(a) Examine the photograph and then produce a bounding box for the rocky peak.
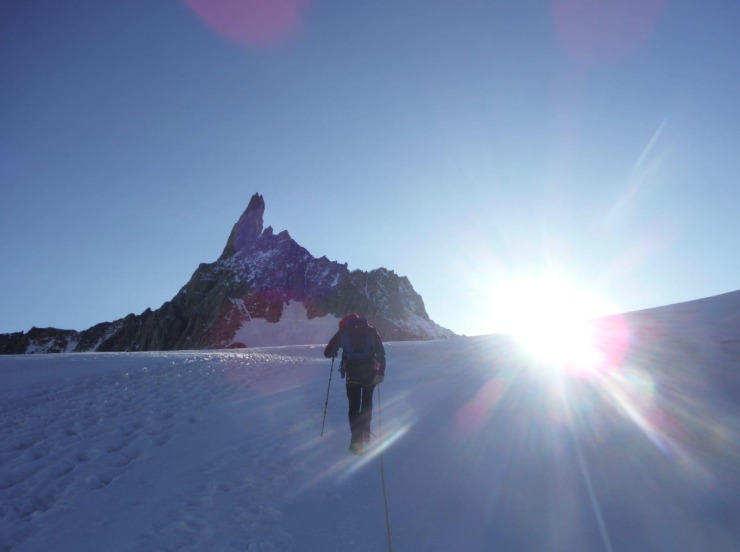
[220,193,265,259]
[0,191,455,354]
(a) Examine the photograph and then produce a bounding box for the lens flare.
[184,0,310,47]
[454,378,510,437]
[552,0,667,64]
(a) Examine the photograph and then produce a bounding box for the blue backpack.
[340,317,374,362]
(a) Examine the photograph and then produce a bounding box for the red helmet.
[338,312,360,330]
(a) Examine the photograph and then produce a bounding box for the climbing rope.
[377,383,393,551]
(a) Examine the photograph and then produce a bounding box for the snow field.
[0,350,324,551]
[1,323,739,551]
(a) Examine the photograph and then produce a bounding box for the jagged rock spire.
[221,193,265,258]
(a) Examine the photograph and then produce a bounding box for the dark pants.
[346,383,375,444]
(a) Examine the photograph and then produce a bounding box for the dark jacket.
[324,321,386,385]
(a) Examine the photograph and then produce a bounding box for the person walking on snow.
[324,313,386,454]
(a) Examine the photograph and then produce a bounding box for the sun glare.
[490,274,614,374]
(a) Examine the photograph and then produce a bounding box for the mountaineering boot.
[348,442,363,455]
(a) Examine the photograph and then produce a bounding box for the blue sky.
[1,0,739,337]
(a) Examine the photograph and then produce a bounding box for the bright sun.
[490,274,614,373]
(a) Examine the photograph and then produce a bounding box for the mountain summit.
[221,192,266,258]
[0,194,454,354]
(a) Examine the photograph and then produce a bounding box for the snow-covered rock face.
[0,193,454,354]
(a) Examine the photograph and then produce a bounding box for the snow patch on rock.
[230,301,339,347]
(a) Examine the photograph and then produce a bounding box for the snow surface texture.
[1,306,739,550]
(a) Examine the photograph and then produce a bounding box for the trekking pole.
[377,383,393,551]
[320,356,335,437]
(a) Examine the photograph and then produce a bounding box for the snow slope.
[1,305,739,551]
